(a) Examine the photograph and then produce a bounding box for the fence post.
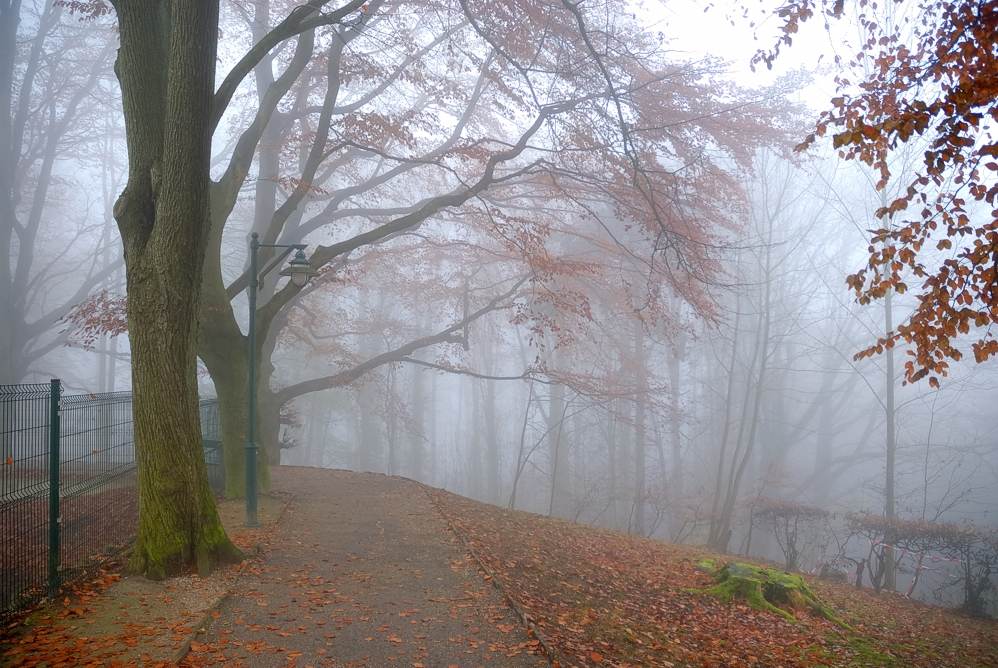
[47,378,61,597]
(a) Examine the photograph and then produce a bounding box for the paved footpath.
[184,466,547,667]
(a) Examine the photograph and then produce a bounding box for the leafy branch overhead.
[761,0,998,386]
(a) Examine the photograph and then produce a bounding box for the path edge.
[419,482,557,667]
[173,491,296,663]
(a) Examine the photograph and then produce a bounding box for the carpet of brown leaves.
[1,494,286,667]
[429,488,998,668]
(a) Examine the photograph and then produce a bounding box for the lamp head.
[280,248,315,288]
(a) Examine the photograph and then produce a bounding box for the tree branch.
[211,0,370,132]
[274,274,529,403]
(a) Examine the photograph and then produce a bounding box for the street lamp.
[280,248,313,289]
[245,232,315,526]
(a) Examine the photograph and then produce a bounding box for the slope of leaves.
[429,489,998,667]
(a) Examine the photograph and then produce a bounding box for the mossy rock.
[704,562,846,627]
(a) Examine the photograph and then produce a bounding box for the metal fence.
[200,398,224,495]
[1,381,222,617]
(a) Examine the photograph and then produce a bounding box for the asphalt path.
[185,466,548,667]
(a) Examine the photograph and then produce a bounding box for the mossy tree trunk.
[198,325,275,497]
[198,327,251,497]
[111,0,237,578]
[198,232,257,498]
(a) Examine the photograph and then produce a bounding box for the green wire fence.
[0,381,222,617]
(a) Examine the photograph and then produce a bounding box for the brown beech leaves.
[761,0,998,386]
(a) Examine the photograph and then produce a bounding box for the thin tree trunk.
[547,376,567,516]
[508,382,534,510]
[632,321,647,537]
[607,399,618,528]
[708,292,742,547]
[546,396,569,517]
[408,364,426,481]
[669,333,683,499]
[484,374,499,503]
[883,288,897,590]
[710,205,776,552]
[467,373,482,495]
[386,368,399,476]
[718,223,775,551]
[428,366,438,485]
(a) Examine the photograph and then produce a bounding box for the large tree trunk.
[198,164,257,498]
[259,385,282,467]
[195,0,309,497]
[197,277,274,497]
[112,0,237,578]
[198,315,251,497]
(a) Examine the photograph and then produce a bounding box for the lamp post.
[246,232,314,526]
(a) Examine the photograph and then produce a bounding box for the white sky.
[640,0,846,111]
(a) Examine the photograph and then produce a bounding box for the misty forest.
[1,0,996,665]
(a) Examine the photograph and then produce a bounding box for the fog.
[3,0,996,620]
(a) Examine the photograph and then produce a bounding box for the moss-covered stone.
[696,558,718,573]
[703,562,846,627]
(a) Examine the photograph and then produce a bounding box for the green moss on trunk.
[703,562,845,627]
[113,0,241,579]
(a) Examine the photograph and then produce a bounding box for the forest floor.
[428,487,998,668]
[2,466,997,667]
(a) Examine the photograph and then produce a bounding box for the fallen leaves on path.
[180,470,545,667]
[1,495,286,667]
[1,559,167,667]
